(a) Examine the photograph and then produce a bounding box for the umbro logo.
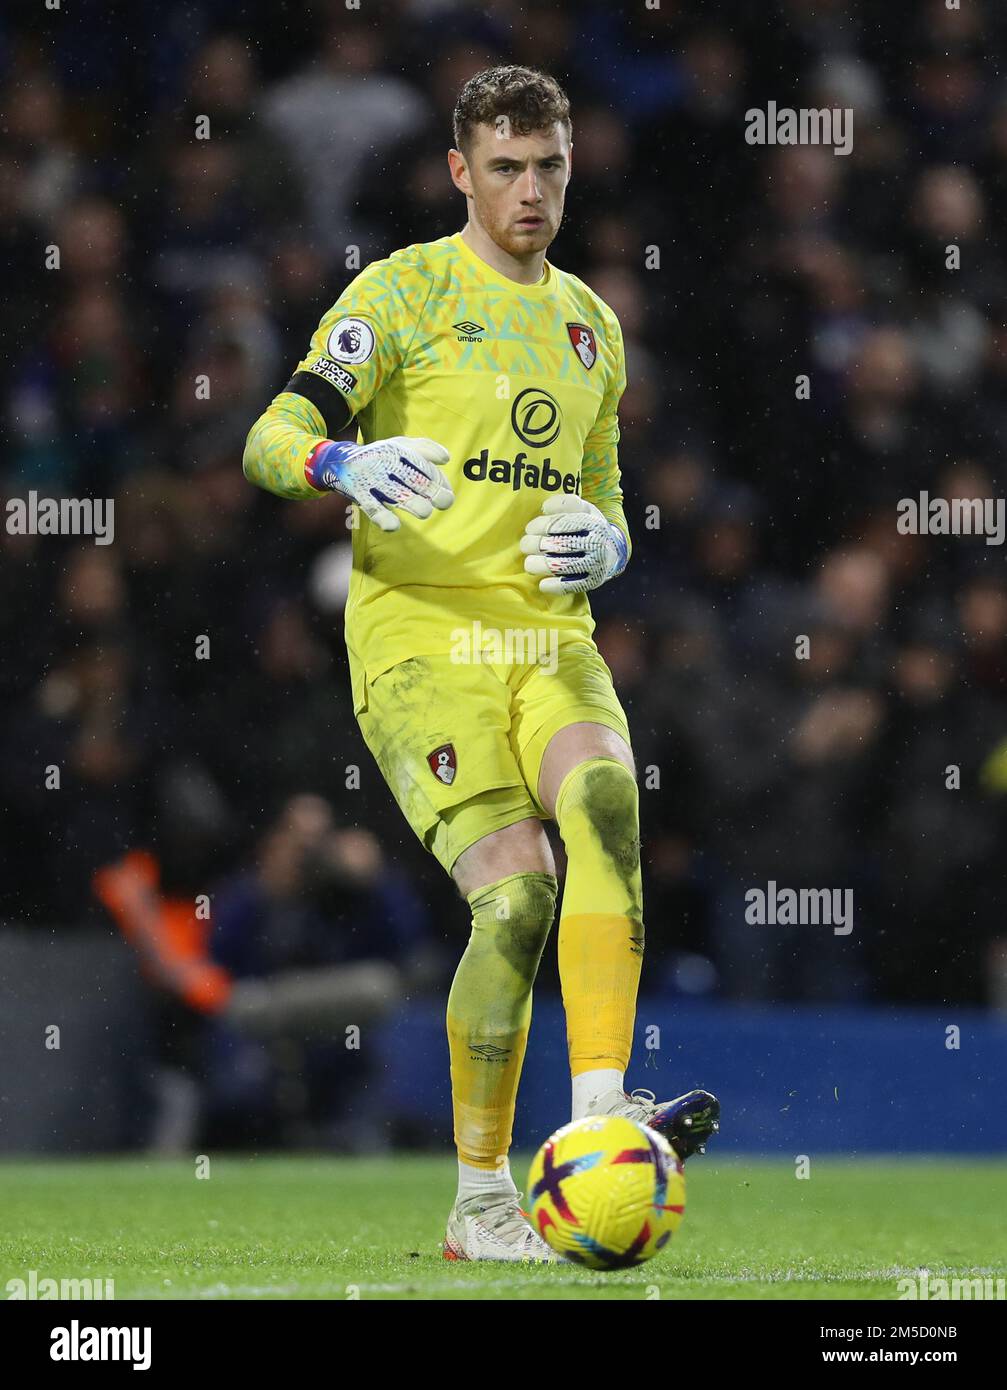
[468,1042,510,1062]
[454,320,485,341]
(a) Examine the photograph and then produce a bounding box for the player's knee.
[467,872,558,982]
[556,757,641,878]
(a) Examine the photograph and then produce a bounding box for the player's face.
[464,122,571,257]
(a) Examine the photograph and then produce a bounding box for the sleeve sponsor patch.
[325,317,376,364]
[305,356,358,395]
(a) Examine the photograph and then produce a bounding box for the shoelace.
[625,1087,659,1118]
[470,1191,543,1249]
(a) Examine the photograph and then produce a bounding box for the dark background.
[1,0,1005,1150]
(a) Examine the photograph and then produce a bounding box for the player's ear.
[448,147,470,196]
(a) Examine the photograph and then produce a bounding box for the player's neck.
[459,223,547,287]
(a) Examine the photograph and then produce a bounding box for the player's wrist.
[304,439,357,493]
[606,522,629,579]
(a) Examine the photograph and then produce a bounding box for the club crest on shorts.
[567,322,597,370]
[428,743,457,786]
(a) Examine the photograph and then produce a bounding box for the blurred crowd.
[2,0,1006,1035]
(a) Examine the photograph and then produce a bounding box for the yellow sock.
[555,758,644,1077]
[446,871,556,1168]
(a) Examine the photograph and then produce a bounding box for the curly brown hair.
[452,65,572,156]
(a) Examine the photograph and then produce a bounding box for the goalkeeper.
[244,64,719,1262]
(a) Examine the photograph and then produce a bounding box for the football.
[527,1115,686,1268]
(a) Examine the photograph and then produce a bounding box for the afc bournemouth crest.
[428,744,457,786]
[567,322,597,370]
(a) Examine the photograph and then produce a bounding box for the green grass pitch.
[1,1156,1004,1301]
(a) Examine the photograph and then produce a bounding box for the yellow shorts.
[354,641,630,873]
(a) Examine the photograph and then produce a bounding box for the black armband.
[283,367,355,437]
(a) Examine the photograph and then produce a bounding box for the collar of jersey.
[451,231,554,297]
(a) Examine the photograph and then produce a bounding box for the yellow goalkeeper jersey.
[243,231,629,710]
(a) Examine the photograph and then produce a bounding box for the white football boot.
[443,1190,562,1262]
[585,1087,721,1161]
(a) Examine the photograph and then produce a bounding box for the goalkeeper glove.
[305,435,454,532]
[520,495,629,594]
